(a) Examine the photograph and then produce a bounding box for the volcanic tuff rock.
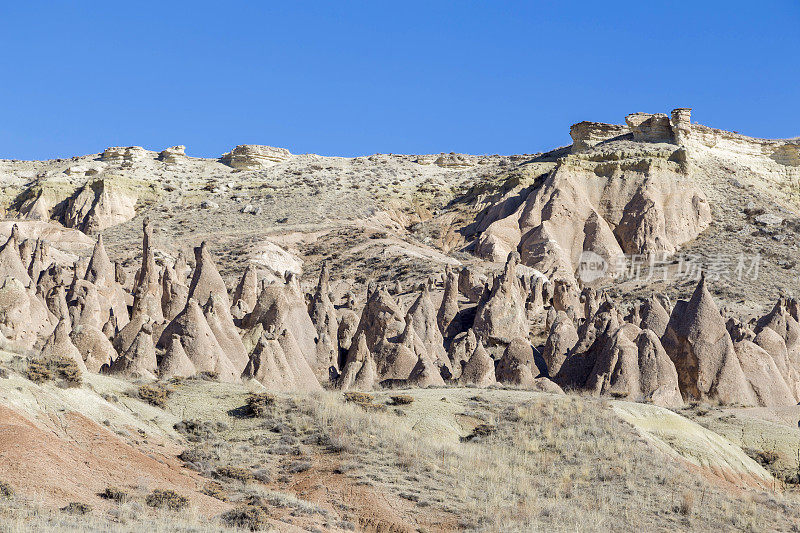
[220,145,292,169]
[158,145,186,165]
[661,277,756,405]
[475,140,711,285]
[0,107,799,413]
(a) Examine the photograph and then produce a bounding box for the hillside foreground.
[1,348,800,532]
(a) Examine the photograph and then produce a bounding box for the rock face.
[339,331,378,391]
[158,145,186,165]
[101,146,150,163]
[308,263,339,375]
[625,113,674,143]
[203,294,249,374]
[345,288,409,381]
[585,324,682,407]
[496,338,537,386]
[232,264,258,316]
[661,277,756,405]
[406,284,449,372]
[542,311,578,377]
[474,110,712,285]
[437,267,460,339]
[434,154,473,169]
[110,325,157,379]
[0,277,52,349]
[473,252,528,346]
[40,318,87,373]
[570,122,630,153]
[63,180,137,235]
[458,342,496,387]
[243,278,320,374]
[188,242,231,309]
[159,335,196,379]
[157,298,240,382]
[4,110,800,412]
[221,145,292,169]
[242,329,322,392]
[70,324,116,373]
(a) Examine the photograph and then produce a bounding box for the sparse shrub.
[252,468,271,483]
[26,358,53,384]
[174,419,217,442]
[461,423,497,442]
[678,491,694,515]
[744,448,780,467]
[179,445,220,474]
[61,502,92,515]
[344,392,386,411]
[214,466,254,483]
[136,383,171,408]
[101,393,119,403]
[199,371,219,381]
[145,489,189,511]
[285,460,312,474]
[221,505,269,531]
[98,487,128,503]
[26,356,82,387]
[246,392,275,417]
[0,480,14,500]
[343,391,373,405]
[202,482,229,501]
[389,395,414,406]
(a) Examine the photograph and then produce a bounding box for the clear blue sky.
[1,1,798,160]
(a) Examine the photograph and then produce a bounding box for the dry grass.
[220,505,269,531]
[295,390,800,531]
[145,489,189,512]
[244,392,275,417]
[135,383,172,408]
[7,377,800,532]
[25,356,82,387]
[0,498,230,532]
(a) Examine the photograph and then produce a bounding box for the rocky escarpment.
[471,108,800,287]
[220,145,292,169]
[474,139,710,285]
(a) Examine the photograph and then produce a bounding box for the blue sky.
[0,1,798,160]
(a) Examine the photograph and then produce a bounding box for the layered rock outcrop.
[221,145,292,169]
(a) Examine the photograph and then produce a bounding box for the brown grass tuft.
[136,383,172,408]
[246,392,276,417]
[145,489,189,511]
[26,356,82,387]
[220,505,269,531]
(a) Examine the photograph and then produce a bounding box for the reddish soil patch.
[0,406,227,515]
[270,454,459,533]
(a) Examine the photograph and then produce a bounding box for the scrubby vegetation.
[60,502,92,515]
[220,505,269,531]
[135,382,172,408]
[98,487,128,503]
[145,489,189,511]
[25,356,81,387]
[0,481,13,500]
[245,392,275,417]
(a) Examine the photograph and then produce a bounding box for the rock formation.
[661,277,756,405]
[157,298,239,382]
[473,252,528,346]
[242,328,322,392]
[221,145,292,169]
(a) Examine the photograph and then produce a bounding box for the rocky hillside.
[1,108,800,530]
